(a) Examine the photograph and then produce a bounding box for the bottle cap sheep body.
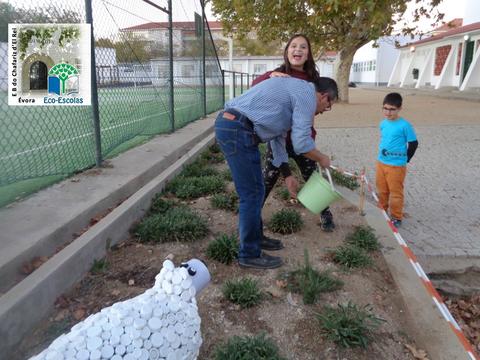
[30,259,210,360]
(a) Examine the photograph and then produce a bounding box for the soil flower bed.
[18,146,424,360]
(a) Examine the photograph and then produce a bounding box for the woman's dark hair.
[275,34,320,82]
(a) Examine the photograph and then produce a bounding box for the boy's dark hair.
[276,34,320,82]
[383,92,402,107]
[313,77,339,101]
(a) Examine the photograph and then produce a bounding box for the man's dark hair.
[313,77,338,101]
[383,92,402,107]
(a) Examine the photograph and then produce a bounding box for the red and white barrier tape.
[330,165,478,360]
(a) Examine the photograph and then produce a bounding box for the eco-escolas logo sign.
[8,23,91,106]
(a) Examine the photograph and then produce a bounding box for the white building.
[349,36,409,86]
[388,20,480,91]
[388,0,480,91]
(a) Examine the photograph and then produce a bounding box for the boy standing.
[376,93,418,227]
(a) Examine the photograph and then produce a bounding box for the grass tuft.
[206,233,239,265]
[223,277,262,308]
[210,191,238,212]
[166,175,225,199]
[91,258,108,274]
[331,245,372,269]
[268,208,303,234]
[285,250,343,304]
[275,187,290,201]
[180,161,218,178]
[200,145,225,163]
[149,194,176,214]
[330,168,360,190]
[345,225,380,252]
[133,206,208,243]
[220,169,233,181]
[212,333,286,360]
[317,301,385,348]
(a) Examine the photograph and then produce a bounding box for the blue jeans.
[215,111,264,259]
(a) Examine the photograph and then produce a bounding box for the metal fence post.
[85,0,102,167]
[240,73,243,94]
[233,72,236,98]
[247,73,250,89]
[221,69,225,105]
[168,0,175,131]
[201,0,207,117]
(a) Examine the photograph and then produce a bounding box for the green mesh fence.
[0,0,225,206]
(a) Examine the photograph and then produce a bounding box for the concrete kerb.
[338,186,472,360]
[0,124,216,357]
[0,116,216,293]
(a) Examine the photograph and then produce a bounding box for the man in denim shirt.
[215,76,338,269]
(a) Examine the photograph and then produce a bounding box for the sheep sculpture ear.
[180,259,211,294]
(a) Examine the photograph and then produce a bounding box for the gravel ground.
[315,88,480,273]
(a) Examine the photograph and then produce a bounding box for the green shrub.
[285,250,343,304]
[149,194,176,214]
[330,168,359,190]
[268,209,303,234]
[208,142,222,154]
[212,333,286,360]
[166,175,225,199]
[332,245,372,269]
[317,302,384,348]
[133,206,208,243]
[221,169,233,181]
[206,233,239,264]
[91,258,108,274]
[223,277,262,308]
[200,146,225,163]
[275,187,290,201]
[345,225,380,252]
[180,161,218,178]
[210,192,238,212]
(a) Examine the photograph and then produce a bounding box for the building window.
[182,64,195,77]
[254,63,267,74]
[456,43,463,75]
[434,45,452,76]
[30,61,48,90]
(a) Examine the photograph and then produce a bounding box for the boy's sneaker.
[320,209,335,232]
[260,236,284,251]
[391,218,402,228]
[238,252,283,269]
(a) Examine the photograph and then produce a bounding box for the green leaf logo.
[49,63,79,94]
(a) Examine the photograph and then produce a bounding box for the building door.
[462,40,474,81]
[30,61,48,90]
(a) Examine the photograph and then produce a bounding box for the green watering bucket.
[297,169,342,214]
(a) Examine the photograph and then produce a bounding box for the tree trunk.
[334,48,356,103]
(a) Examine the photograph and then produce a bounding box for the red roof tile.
[402,21,480,48]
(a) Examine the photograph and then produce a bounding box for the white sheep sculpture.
[30,259,211,360]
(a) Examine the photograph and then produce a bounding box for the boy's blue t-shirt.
[378,117,417,166]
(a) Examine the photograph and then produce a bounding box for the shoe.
[238,252,283,269]
[320,209,336,232]
[260,236,284,251]
[391,218,402,228]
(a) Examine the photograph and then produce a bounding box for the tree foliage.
[0,3,81,42]
[210,0,443,102]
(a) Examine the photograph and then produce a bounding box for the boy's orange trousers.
[375,161,406,220]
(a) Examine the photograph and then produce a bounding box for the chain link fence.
[0,0,225,206]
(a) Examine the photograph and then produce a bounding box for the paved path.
[315,88,480,272]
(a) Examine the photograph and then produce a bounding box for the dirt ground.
[317,87,480,128]
[17,158,426,360]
